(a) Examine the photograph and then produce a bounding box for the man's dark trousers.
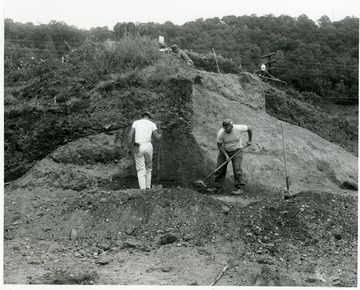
[214,149,244,189]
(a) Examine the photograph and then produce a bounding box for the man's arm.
[127,127,135,149]
[152,130,162,141]
[217,142,230,162]
[180,50,192,62]
[246,126,252,146]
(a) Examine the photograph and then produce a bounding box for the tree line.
[4,14,359,104]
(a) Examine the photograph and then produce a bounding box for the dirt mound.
[4,183,357,286]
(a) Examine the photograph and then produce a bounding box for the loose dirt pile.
[4,184,357,286]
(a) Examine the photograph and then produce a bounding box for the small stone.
[79,250,87,256]
[183,234,192,241]
[222,205,230,214]
[69,229,77,240]
[114,240,124,248]
[141,245,152,252]
[124,238,141,248]
[97,242,110,250]
[126,226,136,235]
[161,266,172,272]
[158,233,178,246]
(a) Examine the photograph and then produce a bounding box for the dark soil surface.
[4,183,357,286]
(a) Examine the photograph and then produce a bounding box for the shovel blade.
[193,180,207,189]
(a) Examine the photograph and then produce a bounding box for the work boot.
[231,188,244,195]
[206,187,221,194]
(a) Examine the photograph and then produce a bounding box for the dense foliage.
[5,14,359,103]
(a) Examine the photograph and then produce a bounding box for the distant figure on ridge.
[171,44,194,66]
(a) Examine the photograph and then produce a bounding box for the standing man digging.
[207,119,252,195]
[126,112,162,190]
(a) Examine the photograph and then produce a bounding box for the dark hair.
[141,112,151,118]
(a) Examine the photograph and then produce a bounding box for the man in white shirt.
[207,118,252,195]
[126,112,162,189]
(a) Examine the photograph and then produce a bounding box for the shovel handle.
[204,144,249,183]
[157,123,161,183]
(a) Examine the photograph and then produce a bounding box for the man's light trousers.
[134,142,153,189]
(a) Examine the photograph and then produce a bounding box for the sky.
[2,0,360,30]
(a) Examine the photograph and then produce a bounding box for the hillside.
[3,54,358,286]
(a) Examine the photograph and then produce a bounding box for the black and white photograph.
[2,0,359,288]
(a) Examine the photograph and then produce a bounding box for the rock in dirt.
[97,242,111,250]
[183,233,193,241]
[96,256,113,265]
[161,266,172,272]
[141,245,152,252]
[340,181,358,191]
[221,205,230,214]
[114,240,124,248]
[124,238,142,248]
[69,229,77,240]
[158,233,178,246]
[125,225,136,235]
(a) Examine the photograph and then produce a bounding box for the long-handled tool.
[193,144,250,189]
[157,123,161,184]
[211,265,229,286]
[281,122,290,194]
[153,122,163,188]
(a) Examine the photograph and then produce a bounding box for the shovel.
[193,144,250,189]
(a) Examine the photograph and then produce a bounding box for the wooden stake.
[157,123,161,184]
[211,265,229,286]
[212,48,221,74]
[281,122,290,194]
